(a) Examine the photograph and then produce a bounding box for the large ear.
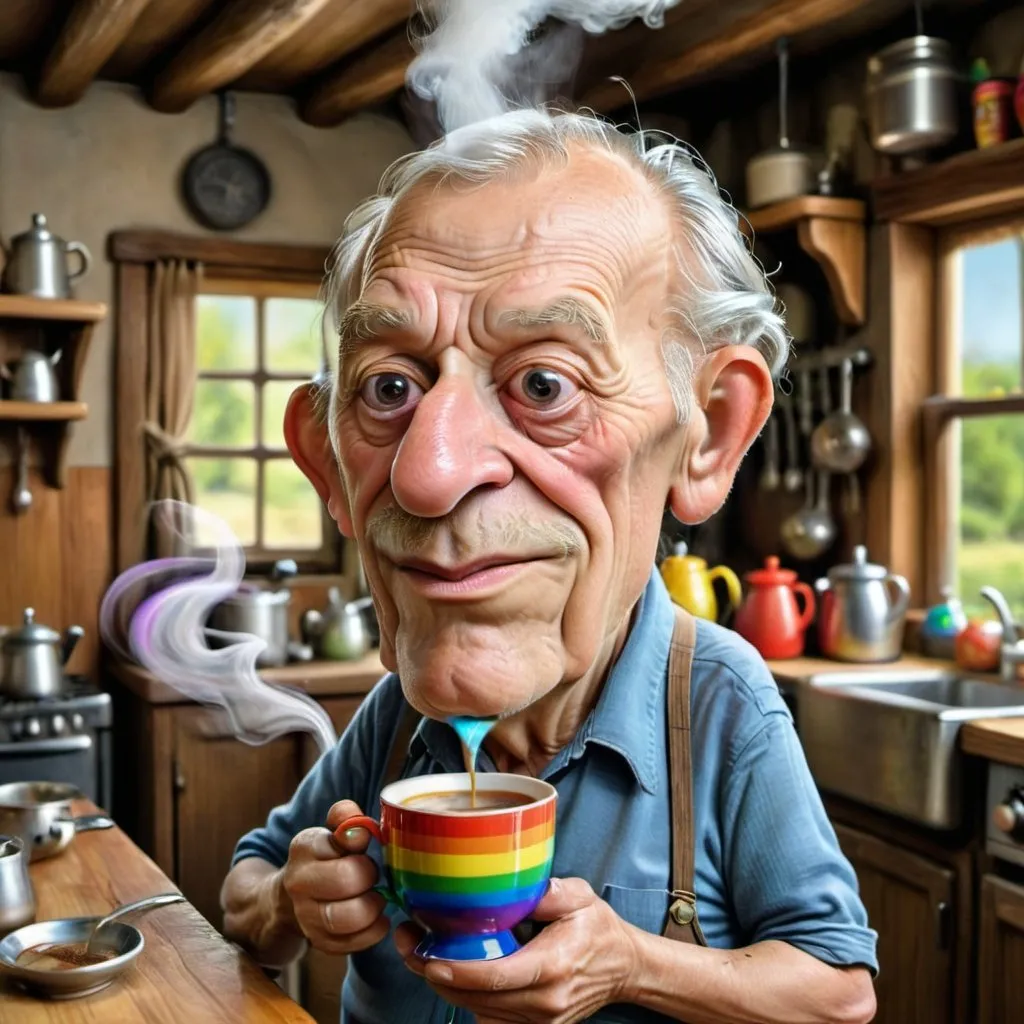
[283,382,353,537]
[667,345,774,524]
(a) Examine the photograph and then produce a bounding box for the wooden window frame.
[868,142,1024,607]
[110,231,335,574]
[190,275,336,572]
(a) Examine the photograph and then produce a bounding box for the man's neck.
[482,607,636,777]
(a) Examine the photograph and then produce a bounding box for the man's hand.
[395,877,639,1024]
[281,799,390,956]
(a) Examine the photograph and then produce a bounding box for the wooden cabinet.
[978,874,1024,1024]
[834,823,957,1024]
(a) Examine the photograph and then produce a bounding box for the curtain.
[142,259,203,557]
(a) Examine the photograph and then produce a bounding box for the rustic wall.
[0,73,415,467]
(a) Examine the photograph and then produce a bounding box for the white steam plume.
[407,0,683,132]
[100,501,337,756]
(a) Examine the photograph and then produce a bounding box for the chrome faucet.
[980,587,1024,683]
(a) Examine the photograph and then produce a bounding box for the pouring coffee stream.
[447,716,499,808]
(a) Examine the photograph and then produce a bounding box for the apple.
[955,619,1004,673]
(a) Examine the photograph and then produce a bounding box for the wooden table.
[0,800,313,1023]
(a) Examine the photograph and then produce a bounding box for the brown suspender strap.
[383,700,421,787]
[662,606,707,946]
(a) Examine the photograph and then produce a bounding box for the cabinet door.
[834,823,955,1024]
[978,875,1024,1024]
[173,705,303,929]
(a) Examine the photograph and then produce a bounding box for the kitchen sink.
[797,669,1024,830]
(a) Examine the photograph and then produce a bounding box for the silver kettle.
[0,609,84,700]
[2,214,91,300]
[301,589,372,661]
[815,546,911,663]
[0,348,62,402]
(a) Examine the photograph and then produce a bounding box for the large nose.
[390,375,513,518]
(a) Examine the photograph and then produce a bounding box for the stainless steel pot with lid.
[866,35,959,155]
[815,546,912,662]
[0,609,84,699]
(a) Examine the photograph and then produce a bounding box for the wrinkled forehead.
[364,147,676,309]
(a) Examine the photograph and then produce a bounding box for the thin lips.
[394,556,531,582]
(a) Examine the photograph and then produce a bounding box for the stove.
[0,677,112,809]
[985,761,1024,868]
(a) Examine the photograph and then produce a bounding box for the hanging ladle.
[811,358,871,474]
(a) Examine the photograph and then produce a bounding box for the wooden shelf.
[743,196,867,326]
[873,139,1024,227]
[0,400,88,421]
[0,294,107,323]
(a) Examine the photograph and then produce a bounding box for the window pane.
[189,380,255,447]
[265,297,324,374]
[189,457,257,547]
[261,380,300,450]
[955,235,1023,397]
[956,415,1024,618]
[263,459,324,550]
[197,295,256,371]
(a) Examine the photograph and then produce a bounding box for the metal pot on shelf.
[0,348,62,402]
[206,559,312,667]
[301,588,374,661]
[746,37,822,208]
[0,609,84,700]
[865,35,959,155]
[815,546,912,662]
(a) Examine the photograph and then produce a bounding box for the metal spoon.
[781,471,837,560]
[778,393,803,492]
[86,892,185,953]
[811,358,871,473]
[759,413,780,491]
[10,428,31,514]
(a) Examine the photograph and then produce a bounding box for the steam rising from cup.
[406,0,682,133]
[100,500,338,756]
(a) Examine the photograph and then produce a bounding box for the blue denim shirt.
[234,571,878,1023]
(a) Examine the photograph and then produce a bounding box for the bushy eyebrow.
[499,297,608,345]
[337,301,413,359]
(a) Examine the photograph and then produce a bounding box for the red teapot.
[734,556,816,660]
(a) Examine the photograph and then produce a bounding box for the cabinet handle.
[173,759,186,794]
[935,900,952,951]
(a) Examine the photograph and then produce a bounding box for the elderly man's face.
[288,148,770,719]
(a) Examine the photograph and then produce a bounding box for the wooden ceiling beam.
[149,0,334,113]
[239,0,412,92]
[582,0,874,110]
[300,30,414,126]
[35,0,154,107]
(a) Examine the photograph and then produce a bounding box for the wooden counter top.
[109,651,386,704]
[766,652,948,686]
[1,800,313,1023]
[961,718,1024,768]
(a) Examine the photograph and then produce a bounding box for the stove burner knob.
[8,719,24,739]
[993,790,1024,840]
[24,717,42,739]
[70,713,85,731]
[50,714,67,736]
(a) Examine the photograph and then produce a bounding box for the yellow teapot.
[660,542,742,622]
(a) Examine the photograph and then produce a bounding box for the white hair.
[319,108,788,438]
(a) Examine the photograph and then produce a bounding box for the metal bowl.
[0,917,143,999]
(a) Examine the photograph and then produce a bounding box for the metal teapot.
[0,348,62,402]
[815,546,911,662]
[301,588,372,661]
[0,609,84,700]
[2,214,91,300]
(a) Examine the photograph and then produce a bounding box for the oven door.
[0,735,99,802]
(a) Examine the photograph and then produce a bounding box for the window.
[928,218,1024,616]
[186,279,338,570]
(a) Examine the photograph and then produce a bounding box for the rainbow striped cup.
[335,772,557,962]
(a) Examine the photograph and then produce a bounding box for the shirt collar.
[409,569,674,795]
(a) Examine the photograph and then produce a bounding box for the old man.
[221,109,878,1024]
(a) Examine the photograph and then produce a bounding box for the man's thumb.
[530,876,597,921]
